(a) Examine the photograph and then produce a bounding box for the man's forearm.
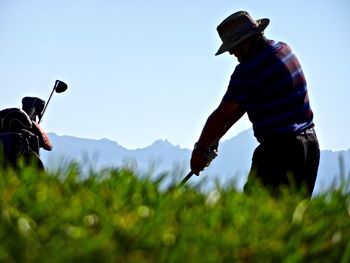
[196,109,229,149]
[196,102,245,149]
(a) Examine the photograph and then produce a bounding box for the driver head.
[55,80,68,93]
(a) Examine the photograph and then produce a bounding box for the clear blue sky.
[1,0,349,150]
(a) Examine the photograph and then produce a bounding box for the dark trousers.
[244,129,320,196]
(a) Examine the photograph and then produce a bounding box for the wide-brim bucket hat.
[215,11,270,56]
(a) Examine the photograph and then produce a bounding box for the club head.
[54,80,68,93]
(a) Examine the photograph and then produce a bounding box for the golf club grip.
[180,171,195,186]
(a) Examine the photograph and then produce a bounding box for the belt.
[258,127,316,143]
[297,127,316,136]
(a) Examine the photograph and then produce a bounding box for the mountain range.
[41,129,350,194]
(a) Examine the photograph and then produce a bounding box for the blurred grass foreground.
[0,162,349,263]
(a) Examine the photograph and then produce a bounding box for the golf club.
[180,171,195,186]
[38,80,68,123]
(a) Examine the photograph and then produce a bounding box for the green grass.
[0,163,349,263]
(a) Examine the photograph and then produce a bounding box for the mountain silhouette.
[41,129,349,194]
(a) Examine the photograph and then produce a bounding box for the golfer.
[190,11,320,195]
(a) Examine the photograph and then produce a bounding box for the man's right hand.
[190,149,208,175]
[190,142,218,175]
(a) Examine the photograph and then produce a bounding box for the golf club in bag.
[0,80,68,169]
[39,80,68,123]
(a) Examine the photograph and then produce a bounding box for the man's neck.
[238,36,267,62]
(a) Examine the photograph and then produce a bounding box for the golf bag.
[0,97,52,169]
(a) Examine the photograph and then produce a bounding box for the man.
[190,11,320,196]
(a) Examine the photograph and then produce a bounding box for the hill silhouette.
[41,129,350,194]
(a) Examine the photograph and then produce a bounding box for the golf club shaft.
[38,82,57,123]
[180,171,195,186]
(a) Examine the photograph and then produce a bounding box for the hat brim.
[215,18,270,56]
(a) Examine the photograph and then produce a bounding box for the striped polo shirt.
[223,39,314,142]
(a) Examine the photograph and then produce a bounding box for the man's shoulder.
[266,39,291,53]
[266,38,287,46]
